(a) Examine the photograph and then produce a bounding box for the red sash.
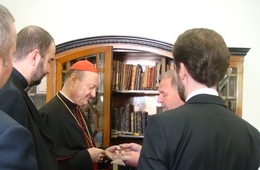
[74,107,98,170]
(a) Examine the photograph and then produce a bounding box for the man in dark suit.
[138,28,260,170]
[0,25,57,170]
[108,69,185,167]
[0,4,37,169]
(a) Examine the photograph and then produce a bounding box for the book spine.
[130,65,137,90]
[142,111,148,134]
[134,111,142,135]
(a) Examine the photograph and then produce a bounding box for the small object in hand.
[99,157,103,162]
[111,159,125,166]
[110,147,126,166]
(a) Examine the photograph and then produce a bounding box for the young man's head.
[173,28,230,101]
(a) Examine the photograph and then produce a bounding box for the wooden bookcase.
[45,36,249,148]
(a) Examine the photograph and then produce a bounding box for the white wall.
[1,0,260,131]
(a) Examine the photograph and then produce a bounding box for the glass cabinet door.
[218,67,237,113]
[85,53,105,147]
[218,56,244,117]
[49,46,113,147]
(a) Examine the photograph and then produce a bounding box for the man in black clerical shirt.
[0,25,57,170]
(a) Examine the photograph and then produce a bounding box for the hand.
[121,149,140,167]
[120,143,142,152]
[108,145,126,166]
[119,143,142,167]
[105,145,121,160]
[88,147,106,163]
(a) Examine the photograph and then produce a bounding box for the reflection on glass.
[229,67,237,75]
[99,53,104,69]
[229,77,237,97]
[98,72,104,91]
[84,54,105,147]
[27,86,46,109]
[87,54,97,66]
[218,74,228,97]
[227,100,236,113]
[218,69,237,113]
[97,95,104,129]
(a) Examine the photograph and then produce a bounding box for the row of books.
[111,104,149,137]
[112,60,162,91]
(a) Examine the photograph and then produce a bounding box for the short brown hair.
[173,28,230,87]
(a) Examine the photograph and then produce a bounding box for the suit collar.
[186,94,227,109]
[186,88,218,102]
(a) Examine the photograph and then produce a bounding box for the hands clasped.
[105,143,141,167]
[88,142,141,167]
[105,145,126,166]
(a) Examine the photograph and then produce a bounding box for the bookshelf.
[45,36,249,149]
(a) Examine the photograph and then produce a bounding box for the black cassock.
[39,92,111,170]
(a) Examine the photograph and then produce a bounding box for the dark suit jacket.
[0,110,37,170]
[138,94,260,170]
[0,68,57,170]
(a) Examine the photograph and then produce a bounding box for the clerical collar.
[186,88,218,102]
[11,68,28,89]
[57,91,78,109]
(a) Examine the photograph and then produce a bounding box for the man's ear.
[179,63,187,80]
[29,49,41,66]
[69,73,78,87]
[179,63,194,87]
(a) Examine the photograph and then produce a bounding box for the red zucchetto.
[70,60,98,73]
